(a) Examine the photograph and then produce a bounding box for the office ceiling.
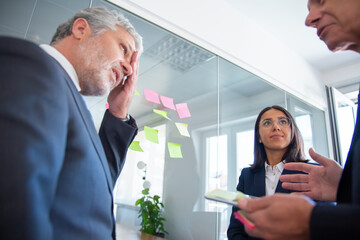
[225,0,360,71]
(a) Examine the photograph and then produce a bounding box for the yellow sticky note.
[153,109,171,120]
[144,126,159,144]
[205,189,249,202]
[168,142,183,158]
[175,122,190,137]
[129,141,144,152]
[134,90,140,96]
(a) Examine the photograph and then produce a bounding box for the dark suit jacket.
[310,91,360,240]
[227,166,304,240]
[0,37,137,240]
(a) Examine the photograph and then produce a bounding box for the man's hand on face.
[238,194,314,240]
[107,51,139,119]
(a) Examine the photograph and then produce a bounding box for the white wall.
[108,0,327,110]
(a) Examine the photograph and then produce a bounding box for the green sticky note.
[129,141,144,152]
[144,126,159,144]
[168,142,183,158]
[175,122,190,137]
[134,90,140,96]
[153,109,171,120]
[206,189,248,201]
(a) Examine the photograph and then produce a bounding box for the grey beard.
[78,70,111,96]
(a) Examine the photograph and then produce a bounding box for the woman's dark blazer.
[227,166,304,240]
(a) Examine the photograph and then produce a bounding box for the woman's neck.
[265,149,286,167]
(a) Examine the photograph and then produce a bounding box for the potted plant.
[135,188,167,237]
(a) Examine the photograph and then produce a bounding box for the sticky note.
[160,96,176,110]
[144,89,160,104]
[105,103,109,109]
[176,103,191,119]
[153,109,171,120]
[134,90,140,96]
[168,142,183,158]
[234,210,255,229]
[129,141,144,152]
[175,122,190,137]
[206,189,247,202]
[144,126,159,144]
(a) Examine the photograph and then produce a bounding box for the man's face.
[305,0,360,52]
[76,26,136,96]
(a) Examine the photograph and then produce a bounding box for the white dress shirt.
[40,44,81,91]
[265,160,285,196]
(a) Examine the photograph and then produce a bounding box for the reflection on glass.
[337,105,355,165]
[115,124,166,205]
[295,115,313,160]
[236,130,255,174]
[331,87,356,165]
[87,2,329,239]
[206,134,228,194]
[287,93,329,161]
[205,135,229,239]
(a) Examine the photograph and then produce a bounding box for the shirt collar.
[40,44,81,92]
[265,160,285,172]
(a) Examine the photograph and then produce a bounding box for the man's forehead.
[115,25,136,51]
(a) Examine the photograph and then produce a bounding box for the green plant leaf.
[136,188,167,236]
[142,188,150,195]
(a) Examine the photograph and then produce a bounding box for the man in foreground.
[238,0,360,239]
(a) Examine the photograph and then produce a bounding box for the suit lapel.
[254,168,266,197]
[275,169,292,193]
[60,68,114,192]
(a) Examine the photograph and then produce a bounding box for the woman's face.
[258,109,292,153]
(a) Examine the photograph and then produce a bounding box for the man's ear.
[72,18,92,40]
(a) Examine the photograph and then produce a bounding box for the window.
[114,124,166,206]
[205,134,229,239]
[236,130,255,176]
[295,114,313,160]
[336,105,356,165]
[205,135,228,197]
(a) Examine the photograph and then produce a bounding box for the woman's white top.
[265,160,285,196]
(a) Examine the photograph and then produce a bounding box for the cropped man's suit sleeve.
[0,37,70,239]
[310,92,360,240]
[99,111,138,185]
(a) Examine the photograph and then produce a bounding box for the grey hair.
[50,6,143,54]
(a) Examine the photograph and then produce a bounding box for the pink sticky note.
[144,89,160,104]
[234,211,255,229]
[160,96,176,110]
[105,103,109,109]
[176,103,191,119]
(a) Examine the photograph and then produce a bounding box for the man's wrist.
[118,114,130,122]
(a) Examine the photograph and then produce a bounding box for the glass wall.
[0,0,330,239]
